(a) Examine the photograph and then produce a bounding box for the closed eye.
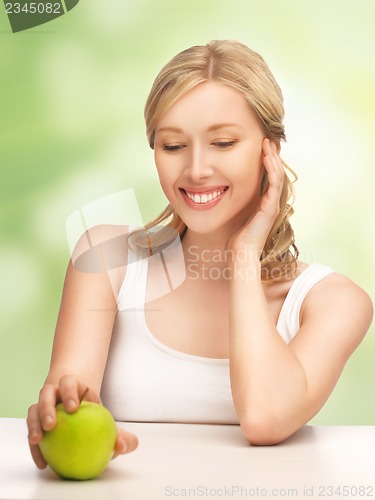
[162,144,185,152]
[212,141,237,148]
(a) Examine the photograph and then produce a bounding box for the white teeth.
[185,188,225,204]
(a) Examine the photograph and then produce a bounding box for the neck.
[182,228,228,253]
[181,227,238,282]
[179,202,258,277]
[181,204,252,254]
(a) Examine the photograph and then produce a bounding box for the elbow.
[239,413,291,446]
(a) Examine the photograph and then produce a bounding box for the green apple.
[39,401,117,480]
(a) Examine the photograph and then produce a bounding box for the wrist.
[228,254,261,282]
[229,246,260,266]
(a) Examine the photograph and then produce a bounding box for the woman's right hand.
[27,374,138,469]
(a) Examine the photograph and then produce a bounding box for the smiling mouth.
[180,187,228,205]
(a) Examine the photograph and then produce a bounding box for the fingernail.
[121,441,128,454]
[37,459,47,470]
[29,430,39,442]
[43,415,53,428]
[67,399,77,411]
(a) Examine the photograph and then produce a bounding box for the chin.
[180,212,232,237]
[183,221,219,235]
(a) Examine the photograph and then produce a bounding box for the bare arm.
[229,260,373,444]
[27,227,138,467]
[45,258,117,390]
[228,139,373,444]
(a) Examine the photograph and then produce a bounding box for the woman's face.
[153,81,266,236]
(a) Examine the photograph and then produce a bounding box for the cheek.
[155,152,168,180]
[154,156,177,197]
[230,152,264,203]
[232,148,263,185]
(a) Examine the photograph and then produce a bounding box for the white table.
[1,418,374,500]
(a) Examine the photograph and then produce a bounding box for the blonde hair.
[131,40,299,282]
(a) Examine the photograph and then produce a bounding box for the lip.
[179,186,229,210]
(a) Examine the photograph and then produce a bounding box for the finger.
[269,140,285,176]
[263,141,284,190]
[27,404,48,469]
[59,375,98,413]
[59,375,102,413]
[27,404,44,445]
[112,427,139,459]
[264,140,281,172]
[262,139,277,175]
[57,374,81,412]
[121,428,139,453]
[29,443,48,470]
[260,144,285,220]
[263,156,282,196]
[38,385,58,431]
[262,136,272,155]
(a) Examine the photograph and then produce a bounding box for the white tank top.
[101,254,334,424]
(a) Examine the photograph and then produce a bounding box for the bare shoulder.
[300,270,373,349]
[71,224,129,273]
[67,224,130,301]
[302,271,373,318]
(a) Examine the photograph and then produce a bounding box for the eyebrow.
[156,123,242,134]
[156,126,184,134]
[208,123,242,132]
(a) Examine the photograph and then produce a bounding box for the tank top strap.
[116,227,149,311]
[276,263,335,343]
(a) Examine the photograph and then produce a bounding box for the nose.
[184,144,214,181]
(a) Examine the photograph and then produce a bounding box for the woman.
[27,40,373,468]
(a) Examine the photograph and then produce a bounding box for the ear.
[264,137,281,154]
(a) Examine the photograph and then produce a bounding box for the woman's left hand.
[227,138,285,260]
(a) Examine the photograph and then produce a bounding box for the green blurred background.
[1,0,374,423]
